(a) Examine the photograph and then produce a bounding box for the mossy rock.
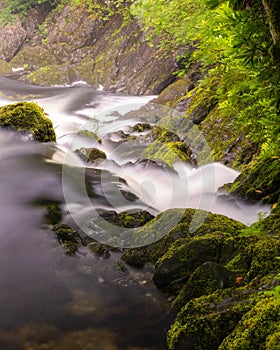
[266,324,280,350]
[52,224,81,256]
[229,156,280,204]
[23,64,78,86]
[153,233,225,292]
[76,147,106,163]
[167,289,255,350]
[173,262,236,310]
[121,248,146,268]
[246,236,280,280]
[97,209,154,229]
[87,242,111,258]
[10,46,56,71]
[143,209,245,266]
[219,298,280,350]
[0,59,13,74]
[130,122,152,133]
[199,106,258,168]
[151,77,191,109]
[143,140,191,167]
[42,200,61,225]
[0,102,56,142]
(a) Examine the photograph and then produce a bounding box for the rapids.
[0,76,270,349]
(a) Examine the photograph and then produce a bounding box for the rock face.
[0,2,177,94]
[0,19,26,62]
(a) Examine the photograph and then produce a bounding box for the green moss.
[76,147,106,163]
[24,64,77,86]
[43,201,61,225]
[143,140,190,167]
[173,262,236,310]
[153,77,193,108]
[0,59,13,74]
[153,233,225,292]
[77,129,102,143]
[121,248,146,268]
[11,46,56,71]
[219,298,280,350]
[167,289,254,350]
[0,102,56,142]
[87,242,110,258]
[246,236,280,280]
[52,224,81,256]
[229,156,280,204]
[266,324,280,350]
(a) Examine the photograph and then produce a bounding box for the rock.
[97,209,154,228]
[0,59,13,74]
[121,248,146,268]
[76,147,107,163]
[0,102,56,142]
[0,19,26,61]
[51,224,81,256]
[152,233,224,293]
[167,289,255,350]
[173,262,236,310]
[5,3,178,94]
[219,298,280,350]
[229,156,280,204]
[87,242,111,258]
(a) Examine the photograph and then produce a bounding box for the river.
[0,76,270,349]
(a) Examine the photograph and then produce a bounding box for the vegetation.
[132,0,280,158]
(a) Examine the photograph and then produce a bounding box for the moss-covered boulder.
[153,234,224,292]
[219,297,280,350]
[173,262,236,310]
[0,102,56,142]
[229,156,280,204]
[167,289,255,350]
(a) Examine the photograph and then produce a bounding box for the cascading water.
[0,76,270,349]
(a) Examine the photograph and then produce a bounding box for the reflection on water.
[0,131,168,349]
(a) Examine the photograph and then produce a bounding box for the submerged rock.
[0,102,56,142]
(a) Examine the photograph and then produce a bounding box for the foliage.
[0,0,68,24]
[132,0,280,157]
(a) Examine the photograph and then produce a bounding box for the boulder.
[0,102,56,142]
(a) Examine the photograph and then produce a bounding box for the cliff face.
[0,2,177,95]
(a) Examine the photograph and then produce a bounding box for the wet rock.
[87,242,111,258]
[153,234,224,293]
[0,102,56,142]
[121,249,146,268]
[76,147,107,163]
[167,289,255,350]
[173,262,236,310]
[97,209,154,228]
[52,224,81,256]
[228,156,280,204]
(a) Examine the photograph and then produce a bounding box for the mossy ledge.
[0,102,56,142]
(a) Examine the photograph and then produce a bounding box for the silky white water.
[0,76,270,349]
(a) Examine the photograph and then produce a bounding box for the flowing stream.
[0,76,270,349]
